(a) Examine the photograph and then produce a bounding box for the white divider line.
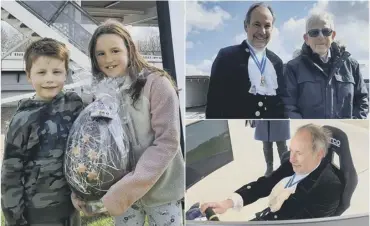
[1,79,91,104]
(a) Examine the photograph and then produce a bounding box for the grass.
[80,212,114,226]
[1,212,150,226]
[186,131,231,164]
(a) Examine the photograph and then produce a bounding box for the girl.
[72,20,185,225]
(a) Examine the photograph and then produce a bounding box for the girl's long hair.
[88,20,177,106]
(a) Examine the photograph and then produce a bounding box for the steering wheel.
[205,207,220,221]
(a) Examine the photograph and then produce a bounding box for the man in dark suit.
[201,124,342,220]
[205,2,285,119]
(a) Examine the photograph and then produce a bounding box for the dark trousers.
[262,141,288,164]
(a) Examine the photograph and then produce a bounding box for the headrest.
[322,125,352,168]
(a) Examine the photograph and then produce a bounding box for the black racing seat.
[280,125,357,216]
[322,125,357,216]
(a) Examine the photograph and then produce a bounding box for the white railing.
[1,52,162,61]
[1,52,25,59]
[1,52,162,71]
[1,52,163,104]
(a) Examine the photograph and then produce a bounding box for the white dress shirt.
[245,39,278,96]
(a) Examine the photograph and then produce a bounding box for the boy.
[1,38,83,226]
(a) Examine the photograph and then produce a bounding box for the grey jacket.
[1,92,83,225]
[283,42,368,119]
[252,120,290,142]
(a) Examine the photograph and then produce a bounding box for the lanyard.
[247,42,267,76]
[285,174,304,188]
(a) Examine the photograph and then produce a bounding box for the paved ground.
[1,107,16,134]
[186,106,206,120]
[0,107,17,165]
[185,119,369,221]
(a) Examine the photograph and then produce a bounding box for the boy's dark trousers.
[29,210,81,226]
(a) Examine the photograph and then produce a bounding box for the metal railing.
[17,1,99,55]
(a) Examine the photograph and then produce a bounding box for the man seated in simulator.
[201,124,343,220]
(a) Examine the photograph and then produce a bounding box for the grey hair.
[245,2,276,25]
[306,12,335,32]
[296,124,332,156]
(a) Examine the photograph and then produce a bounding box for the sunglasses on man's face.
[307,28,333,38]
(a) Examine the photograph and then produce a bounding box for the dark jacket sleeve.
[235,161,292,205]
[352,62,369,119]
[282,63,303,119]
[262,171,342,220]
[205,49,228,119]
[66,91,84,112]
[1,116,29,226]
[275,58,287,119]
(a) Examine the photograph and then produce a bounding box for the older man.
[283,12,368,119]
[201,124,342,220]
[205,2,285,119]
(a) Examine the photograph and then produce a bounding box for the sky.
[186,0,370,78]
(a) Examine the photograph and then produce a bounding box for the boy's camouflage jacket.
[1,92,83,225]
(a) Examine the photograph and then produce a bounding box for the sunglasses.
[307,28,333,38]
